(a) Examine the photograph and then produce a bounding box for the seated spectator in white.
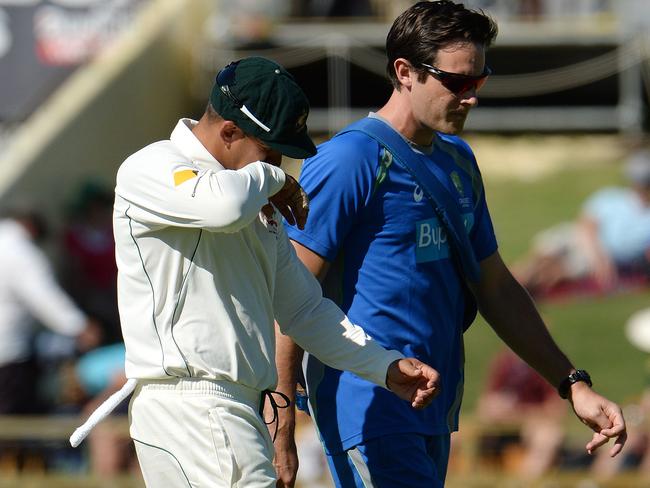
[513,149,650,296]
[0,209,101,414]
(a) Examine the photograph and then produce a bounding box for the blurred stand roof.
[0,0,146,124]
[199,0,650,134]
[0,0,649,222]
[0,0,208,224]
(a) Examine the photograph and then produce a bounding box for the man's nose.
[460,88,479,107]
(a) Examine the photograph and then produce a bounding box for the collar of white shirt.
[170,118,225,171]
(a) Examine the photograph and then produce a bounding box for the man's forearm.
[272,323,304,487]
[474,258,575,389]
[275,323,304,413]
[480,262,629,456]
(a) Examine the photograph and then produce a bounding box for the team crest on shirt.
[173,169,198,186]
[262,212,279,235]
[267,218,279,235]
[450,171,464,197]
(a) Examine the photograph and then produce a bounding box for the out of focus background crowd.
[1,1,650,487]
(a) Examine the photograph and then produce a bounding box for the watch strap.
[558,369,592,399]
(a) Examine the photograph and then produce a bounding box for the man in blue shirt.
[274,2,628,487]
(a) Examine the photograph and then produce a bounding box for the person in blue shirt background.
[514,148,650,296]
[273,2,628,487]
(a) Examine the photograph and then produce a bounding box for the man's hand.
[386,358,441,409]
[269,174,309,229]
[76,318,102,352]
[569,382,627,457]
[264,399,298,487]
[272,421,299,487]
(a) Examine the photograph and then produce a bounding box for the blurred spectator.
[513,150,650,297]
[61,182,120,344]
[592,308,650,479]
[208,0,290,49]
[477,347,567,478]
[0,208,101,414]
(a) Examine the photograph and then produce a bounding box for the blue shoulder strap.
[340,117,481,283]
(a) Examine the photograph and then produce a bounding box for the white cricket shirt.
[0,220,86,365]
[114,119,402,391]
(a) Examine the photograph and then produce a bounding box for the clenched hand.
[386,358,441,409]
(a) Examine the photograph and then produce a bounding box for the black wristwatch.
[558,369,592,399]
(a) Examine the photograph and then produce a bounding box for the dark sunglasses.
[420,63,492,96]
[215,61,271,132]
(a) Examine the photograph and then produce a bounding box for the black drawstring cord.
[259,389,291,442]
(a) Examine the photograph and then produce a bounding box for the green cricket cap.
[210,57,317,159]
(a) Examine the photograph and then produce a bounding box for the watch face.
[573,370,592,386]
[559,370,592,399]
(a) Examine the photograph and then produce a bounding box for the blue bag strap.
[340,117,481,283]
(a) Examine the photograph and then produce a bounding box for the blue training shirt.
[286,117,498,455]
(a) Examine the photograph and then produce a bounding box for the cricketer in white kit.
[112,57,441,487]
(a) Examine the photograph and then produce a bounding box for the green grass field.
[462,150,649,417]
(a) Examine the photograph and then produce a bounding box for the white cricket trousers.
[129,378,276,487]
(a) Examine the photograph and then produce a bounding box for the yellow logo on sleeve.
[173,169,198,186]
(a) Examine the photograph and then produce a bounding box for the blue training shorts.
[326,433,451,488]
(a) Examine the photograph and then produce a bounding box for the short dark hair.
[386,1,498,89]
[205,102,223,122]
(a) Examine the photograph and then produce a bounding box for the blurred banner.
[0,0,145,122]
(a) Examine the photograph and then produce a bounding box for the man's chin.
[438,122,465,135]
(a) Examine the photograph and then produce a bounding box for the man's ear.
[394,58,415,89]
[219,120,245,147]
